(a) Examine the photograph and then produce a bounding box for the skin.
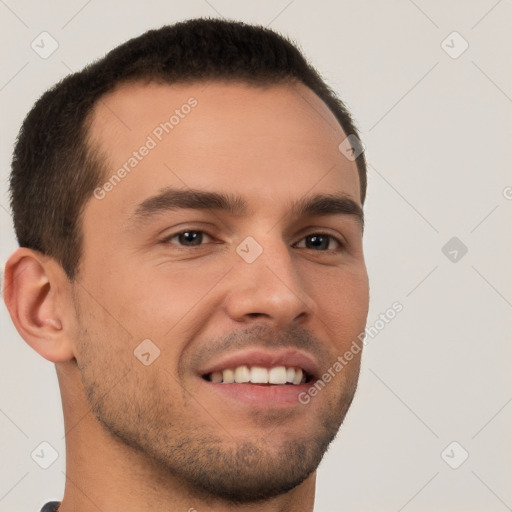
[3,81,369,512]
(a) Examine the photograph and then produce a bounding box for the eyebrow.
[132,188,248,219]
[132,187,364,228]
[288,193,364,228]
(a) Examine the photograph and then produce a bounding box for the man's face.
[72,81,369,502]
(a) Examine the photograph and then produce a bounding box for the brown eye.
[295,233,342,251]
[165,230,213,246]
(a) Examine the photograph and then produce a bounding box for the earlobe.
[3,248,75,362]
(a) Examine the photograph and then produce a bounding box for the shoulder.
[40,502,61,512]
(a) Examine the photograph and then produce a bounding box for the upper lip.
[198,348,320,379]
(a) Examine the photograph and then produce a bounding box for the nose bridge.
[224,232,315,325]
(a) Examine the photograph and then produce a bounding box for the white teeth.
[211,371,223,383]
[209,365,306,385]
[292,368,303,385]
[222,369,235,383]
[269,366,287,384]
[234,365,250,383]
[250,366,269,384]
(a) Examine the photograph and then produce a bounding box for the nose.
[223,237,316,328]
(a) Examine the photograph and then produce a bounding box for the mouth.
[202,365,313,385]
[197,349,319,408]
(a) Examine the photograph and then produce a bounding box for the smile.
[203,365,310,385]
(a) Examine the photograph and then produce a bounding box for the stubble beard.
[74,317,360,504]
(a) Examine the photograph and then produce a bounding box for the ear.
[3,247,75,362]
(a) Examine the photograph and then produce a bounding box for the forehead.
[85,80,361,224]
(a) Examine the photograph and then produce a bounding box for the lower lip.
[200,379,312,408]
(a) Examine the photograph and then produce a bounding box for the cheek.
[95,260,229,340]
[310,265,369,342]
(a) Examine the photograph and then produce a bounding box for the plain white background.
[1,1,511,511]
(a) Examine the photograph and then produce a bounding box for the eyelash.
[162,230,345,252]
